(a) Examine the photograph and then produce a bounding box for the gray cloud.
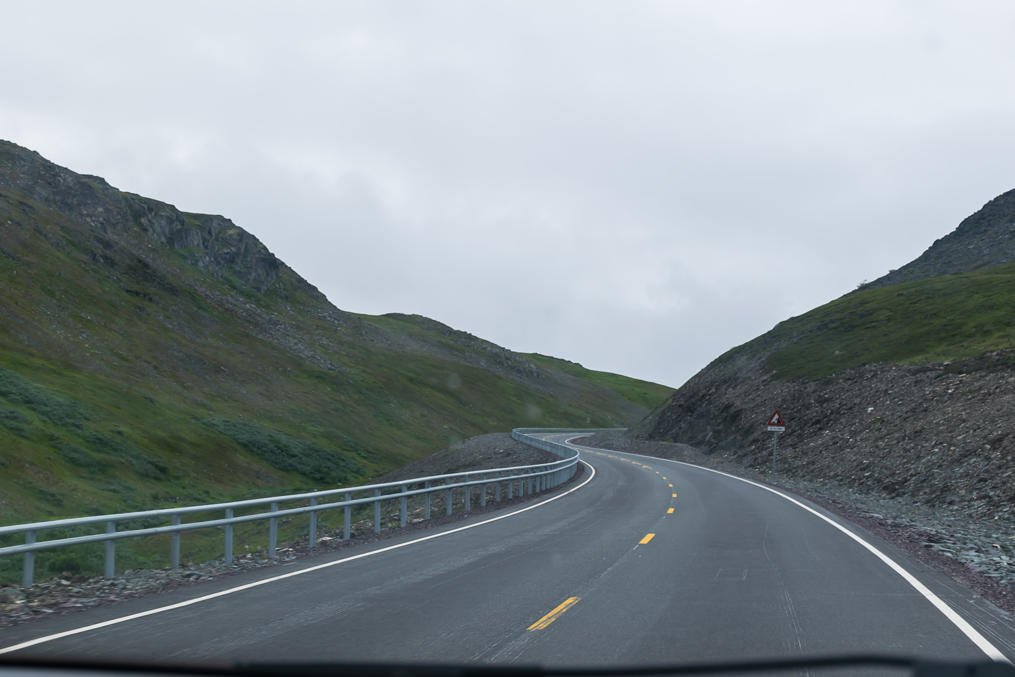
[3,1,1015,387]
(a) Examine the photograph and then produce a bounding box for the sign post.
[766,411,786,474]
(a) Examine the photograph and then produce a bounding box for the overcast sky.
[3,1,1015,388]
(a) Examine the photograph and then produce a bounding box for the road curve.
[3,434,1015,668]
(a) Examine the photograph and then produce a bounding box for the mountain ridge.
[865,187,1015,290]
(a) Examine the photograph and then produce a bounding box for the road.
[3,433,1015,670]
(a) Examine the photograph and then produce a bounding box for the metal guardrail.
[0,428,618,587]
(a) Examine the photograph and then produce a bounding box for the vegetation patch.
[0,406,31,436]
[0,368,91,429]
[204,418,363,485]
[82,431,168,479]
[56,443,105,469]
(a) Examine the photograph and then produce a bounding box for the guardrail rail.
[0,427,621,586]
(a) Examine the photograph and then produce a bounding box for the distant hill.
[522,353,673,411]
[0,140,669,526]
[643,188,1015,518]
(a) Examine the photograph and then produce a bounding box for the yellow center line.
[667,508,675,514]
[668,483,673,488]
[528,596,581,630]
[639,533,655,545]
[662,476,667,480]
[672,493,677,498]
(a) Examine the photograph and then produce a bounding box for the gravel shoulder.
[578,430,1015,616]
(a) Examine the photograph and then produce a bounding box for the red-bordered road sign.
[767,410,786,432]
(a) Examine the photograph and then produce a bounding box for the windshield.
[2,2,1015,675]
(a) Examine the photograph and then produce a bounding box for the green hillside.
[523,353,673,410]
[0,140,652,533]
[757,262,1015,380]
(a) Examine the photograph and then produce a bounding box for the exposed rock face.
[0,140,288,293]
[867,188,1015,289]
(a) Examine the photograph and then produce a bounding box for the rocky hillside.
[0,139,670,528]
[643,188,1015,519]
[866,188,1015,290]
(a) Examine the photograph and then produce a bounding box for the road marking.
[639,533,655,544]
[527,596,581,630]
[667,508,675,514]
[0,446,598,656]
[600,448,1011,664]
[668,483,673,488]
[672,493,677,498]
[662,476,667,480]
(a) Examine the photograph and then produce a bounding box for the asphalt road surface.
[4,433,1015,672]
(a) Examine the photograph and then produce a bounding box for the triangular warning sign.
[768,411,785,427]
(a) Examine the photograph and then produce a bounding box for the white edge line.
[577,444,1010,664]
[0,444,596,656]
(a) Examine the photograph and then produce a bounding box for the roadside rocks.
[0,557,275,627]
[647,353,1015,522]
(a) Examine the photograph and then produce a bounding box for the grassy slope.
[0,177,651,535]
[760,262,1015,380]
[522,353,673,410]
[0,151,669,580]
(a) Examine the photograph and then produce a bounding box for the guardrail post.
[170,515,181,568]
[309,497,318,549]
[225,508,234,564]
[373,488,382,533]
[269,502,279,559]
[465,481,471,512]
[480,474,487,507]
[446,481,453,516]
[344,492,351,540]
[104,522,116,578]
[507,478,513,499]
[400,485,408,527]
[495,479,501,502]
[23,530,35,587]
[424,480,431,520]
